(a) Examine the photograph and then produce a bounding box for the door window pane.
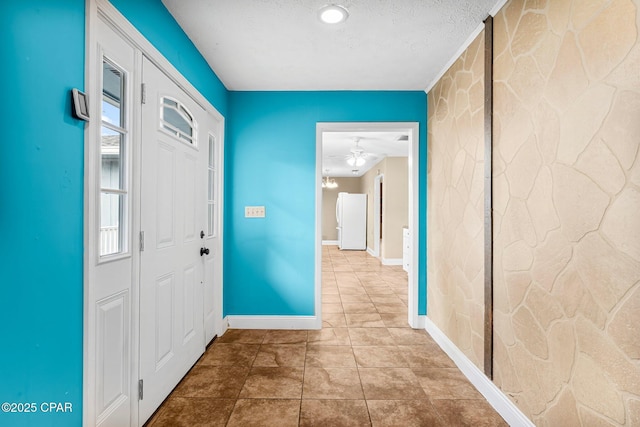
[160,97,196,145]
[102,62,124,127]
[99,58,128,257]
[207,135,216,237]
[100,193,123,255]
[101,127,123,190]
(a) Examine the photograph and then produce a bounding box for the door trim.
[372,173,384,258]
[84,1,225,425]
[316,122,421,328]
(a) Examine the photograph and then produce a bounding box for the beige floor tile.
[412,368,483,399]
[334,272,360,281]
[374,303,408,313]
[305,345,357,368]
[300,399,371,427]
[353,346,409,367]
[322,286,340,295]
[322,303,345,313]
[227,399,300,427]
[368,295,404,304]
[263,330,308,344]
[342,302,377,313]
[239,367,304,399]
[345,313,386,328]
[321,313,347,328]
[348,328,395,346]
[387,328,433,345]
[302,367,364,399]
[338,287,369,295]
[197,343,259,367]
[217,329,266,344]
[398,345,457,368]
[431,399,508,426]
[172,365,249,398]
[380,313,411,328]
[322,294,342,303]
[338,282,365,290]
[333,264,354,272]
[358,368,427,400]
[365,286,396,295]
[340,294,372,303]
[367,399,444,427]
[147,397,235,427]
[308,328,351,346]
[253,344,306,367]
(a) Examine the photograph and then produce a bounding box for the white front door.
[138,56,208,424]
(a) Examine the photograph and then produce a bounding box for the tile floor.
[146,245,507,426]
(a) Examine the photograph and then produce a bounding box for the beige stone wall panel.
[607,286,640,360]
[557,83,615,165]
[491,0,640,423]
[575,139,627,196]
[577,0,637,81]
[544,32,590,111]
[430,0,640,421]
[601,90,640,170]
[427,31,486,370]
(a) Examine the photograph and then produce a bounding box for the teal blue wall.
[0,1,228,426]
[225,91,427,316]
[0,2,427,426]
[0,1,85,426]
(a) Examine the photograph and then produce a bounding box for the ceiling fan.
[346,137,371,167]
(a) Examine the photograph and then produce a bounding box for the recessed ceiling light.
[319,5,349,24]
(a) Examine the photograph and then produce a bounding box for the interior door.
[138,56,208,425]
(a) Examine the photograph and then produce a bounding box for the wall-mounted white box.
[245,206,266,218]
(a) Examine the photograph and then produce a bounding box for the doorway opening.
[315,122,420,328]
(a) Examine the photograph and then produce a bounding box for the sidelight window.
[207,134,217,237]
[100,59,129,257]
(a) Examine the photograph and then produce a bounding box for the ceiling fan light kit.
[322,176,339,189]
[346,156,366,167]
[318,4,349,24]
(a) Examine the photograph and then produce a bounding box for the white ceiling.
[323,131,408,178]
[162,0,502,91]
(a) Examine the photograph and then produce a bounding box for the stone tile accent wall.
[492,0,640,424]
[427,0,640,424]
[427,31,486,370]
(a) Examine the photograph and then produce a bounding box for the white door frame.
[316,122,421,329]
[372,173,384,258]
[84,1,226,425]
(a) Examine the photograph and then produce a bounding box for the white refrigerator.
[336,192,367,250]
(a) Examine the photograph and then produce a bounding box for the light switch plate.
[245,206,266,218]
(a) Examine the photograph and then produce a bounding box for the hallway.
[146,246,507,426]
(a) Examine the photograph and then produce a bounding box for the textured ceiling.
[162,0,502,91]
[322,131,408,178]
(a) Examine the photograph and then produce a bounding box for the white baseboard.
[424,317,534,427]
[226,315,321,330]
[366,247,376,257]
[414,315,426,329]
[322,240,339,246]
[381,257,403,266]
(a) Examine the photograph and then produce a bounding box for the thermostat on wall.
[72,88,90,121]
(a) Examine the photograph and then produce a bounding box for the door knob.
[200,247,210,256]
